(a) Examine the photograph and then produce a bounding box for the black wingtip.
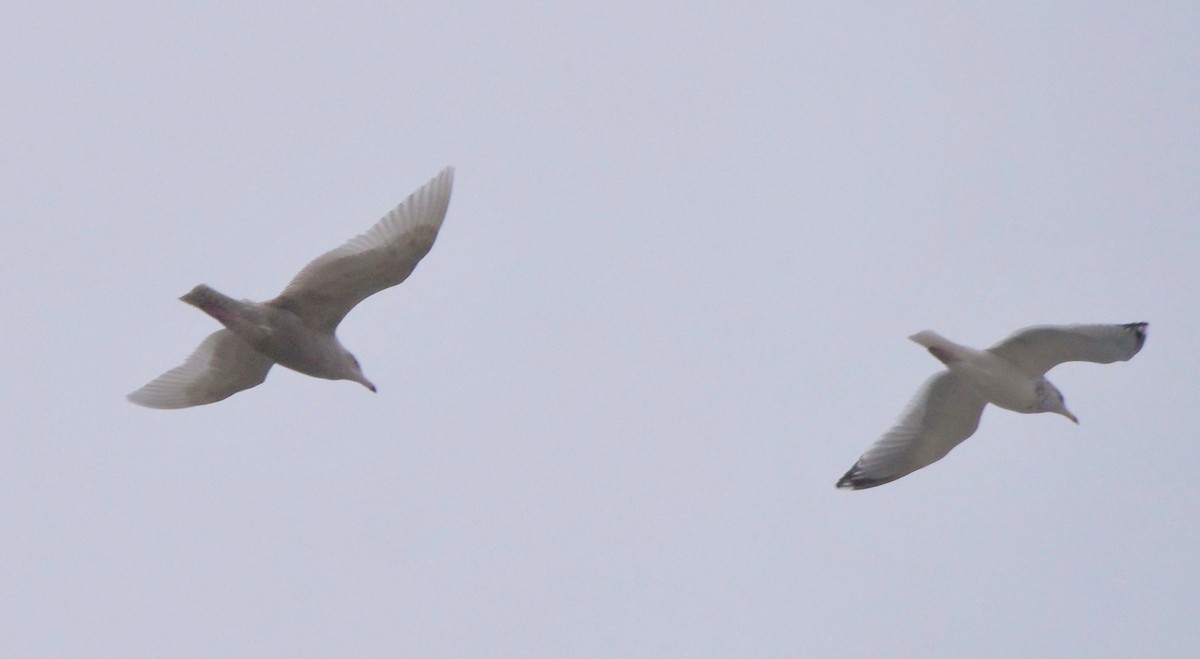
[836,463,864,490]
[836,463,895,490]
[1124,322,1149,353]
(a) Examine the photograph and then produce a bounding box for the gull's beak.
[1061,408,1079,424]
[356,376,377,393]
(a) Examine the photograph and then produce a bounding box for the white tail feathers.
[909,330,948,349]
[909,330,964,365]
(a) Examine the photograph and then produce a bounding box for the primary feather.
[837,322,1148,490]
[271,167,454,333]
[128,167,455,409]
[988,322,1148,376]
[127,330,273,409]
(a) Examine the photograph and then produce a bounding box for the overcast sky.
[3,2,1198,657]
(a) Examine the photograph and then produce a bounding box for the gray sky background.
[3,2,1198,657]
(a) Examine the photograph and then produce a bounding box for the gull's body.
[128,166,454,409]
[910,331,1051,414]
[837,322,1148,490]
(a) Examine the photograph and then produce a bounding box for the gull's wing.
[837,372,987,490]
[988,322,1148,377]
[127,330,274,409]
[270,167,454,333]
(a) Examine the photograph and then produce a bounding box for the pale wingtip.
[432,165,455,190]
[126,389,180,410]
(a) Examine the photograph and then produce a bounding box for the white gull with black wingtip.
[837,322,1148,490]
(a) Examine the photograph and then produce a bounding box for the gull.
[837,322,1148,490]
[128,167,454,409]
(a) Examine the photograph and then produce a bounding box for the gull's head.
[1035,380,1077,424]
[339,351,376,393]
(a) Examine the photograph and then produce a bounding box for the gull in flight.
[837,322,1148,490]
[128,167,454,409]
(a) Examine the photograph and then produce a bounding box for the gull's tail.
[909,330,966,365]
[180,284,239,325]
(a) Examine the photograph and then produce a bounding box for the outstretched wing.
[270,167,454,333]
[127,330,274,409]
[988,322,1148,376]
[837,372,987,490]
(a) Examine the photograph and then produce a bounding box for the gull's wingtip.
[836,463,895,490]
[1125,321,1149,353]
[423,165,455,213]
[126,388,183,410]
[433,165,455,188]
[840,463,878,487]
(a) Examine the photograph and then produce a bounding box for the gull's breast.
[250,305,344,380]
[946,350,1041,413]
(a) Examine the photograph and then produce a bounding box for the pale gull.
[837,322,1148,490]
[128,166,454,409]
